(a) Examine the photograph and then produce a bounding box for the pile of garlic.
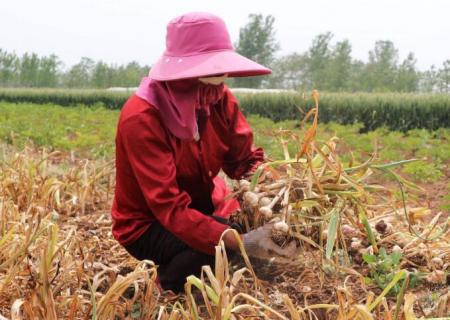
[238,178,295,235]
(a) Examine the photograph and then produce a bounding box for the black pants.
[124,221,217,293]
[124,213,243,294]
[124,197,222,293]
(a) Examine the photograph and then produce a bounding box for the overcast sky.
[1,0,449,71]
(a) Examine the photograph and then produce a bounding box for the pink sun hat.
[148,12,272,81]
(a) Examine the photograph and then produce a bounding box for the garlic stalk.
[258,186,287,219]
[273,205,291,234]
[261,181,286,191]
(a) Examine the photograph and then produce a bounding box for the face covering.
[135,76,225,141]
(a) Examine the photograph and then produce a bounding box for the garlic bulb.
[259,197,271,207]
[392,245,402,253]
[417,243,427,256]
[341,224,357,237]
[359,246,374,255]
[239,179,251,191]
[430,257,444,269]
[350,240,363,250]
[426,270,446,284]
[243,191,259,207]
[273,221,289,233]
[259,206,273,218]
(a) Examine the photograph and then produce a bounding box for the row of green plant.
[240,92,450,132]
[0,102,118,158]
[1,101,449,211]
[0,88,128,109]
[1,88,449,131]
[1,101,448,182]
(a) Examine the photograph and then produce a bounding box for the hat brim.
[148,50,271,81]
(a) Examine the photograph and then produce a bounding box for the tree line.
[0,51,149,89]
[233,14,450,92]
[0,14,448,92]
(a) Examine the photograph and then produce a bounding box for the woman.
[111,12,297,293]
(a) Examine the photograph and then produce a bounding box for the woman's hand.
[242,224,299,260]
[222,223,299,261]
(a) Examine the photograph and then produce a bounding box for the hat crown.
[165,12,233,57]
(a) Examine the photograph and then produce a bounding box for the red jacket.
[111,88,264,255]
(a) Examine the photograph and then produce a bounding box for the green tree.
[266,53,308,89]
[327,39,353,91]
[395,53,418,92]
[0,49,20,86]
[234,14,280,88]
[64,57,94,88]
[305,32,333,89]
[348,60,366,92]
[364,40,398,91]
[20,52,40,87]
[92,61,112,88]
[38,54,61,87]
[419,65,438,92]
[119,61,148,87]
[437,60,450,93]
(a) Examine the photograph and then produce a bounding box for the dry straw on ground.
[0,91,448,319]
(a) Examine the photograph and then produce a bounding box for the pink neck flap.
[135,77,225,141]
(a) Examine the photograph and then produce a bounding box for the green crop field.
[0,100,448,211]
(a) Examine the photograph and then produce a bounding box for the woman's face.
[198,74,228,85]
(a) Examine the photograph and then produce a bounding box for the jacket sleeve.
[222,90,265,179]
[119,111,228,255]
